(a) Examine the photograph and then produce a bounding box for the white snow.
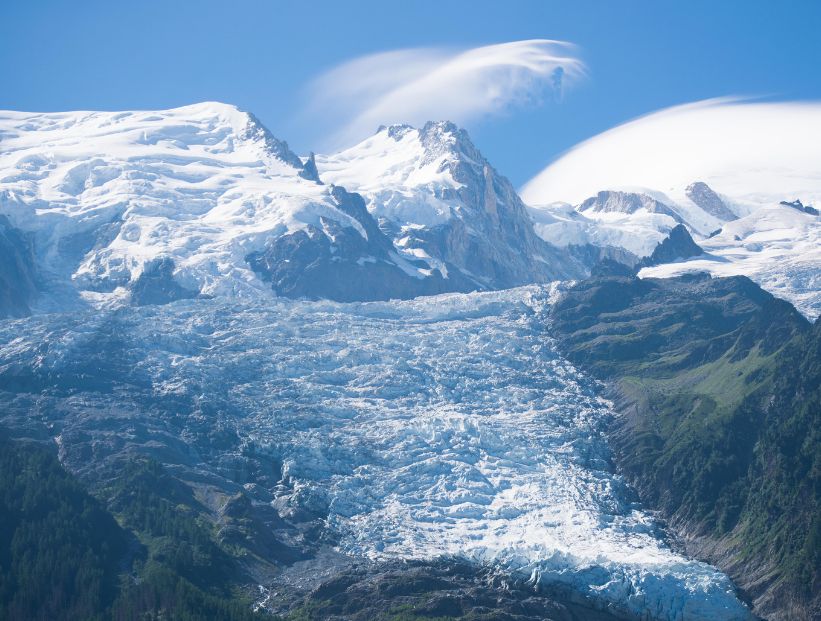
[0,103,366,303]
[641,205,821,318]
[316,124,461,228]
[531,201,680,257]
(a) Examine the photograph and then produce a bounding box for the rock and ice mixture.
[0,104,583,311]
[0,286,751,620]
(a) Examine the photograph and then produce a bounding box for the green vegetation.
[0,436,125,620]
[0,436,265,621]
[551,272,820,618]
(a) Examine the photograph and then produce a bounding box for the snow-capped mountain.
[521,100,821,317]
[316,121,590,288]
[528,184,736,258]
[1,103,417,307]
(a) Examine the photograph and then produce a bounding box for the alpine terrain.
[0,102,817,621]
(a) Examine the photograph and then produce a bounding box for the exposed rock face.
[246,186,475,301]
[272,559,627,621]
[0,215,37,317]
[299,152,321,183]
[411,122,584,286]
[129,257,199,306]
[242,110,310,172]
[579,190,684,221]
[780,198,819,216]
[640,224,704,267]
[567,242,640,270]
[686,181,738,221]
[317,122,588,291]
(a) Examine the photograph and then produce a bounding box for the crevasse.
[25,285,750,621]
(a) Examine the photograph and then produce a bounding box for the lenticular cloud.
[304,39,585,149]
[520,98,821,206]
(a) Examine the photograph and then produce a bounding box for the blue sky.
[2,0,820,186]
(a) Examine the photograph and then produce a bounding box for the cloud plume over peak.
[301,39,585,149]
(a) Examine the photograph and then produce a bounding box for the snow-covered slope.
[641,205,821,318]
[317,122,588,288]
[0,104,477,310]
[0,104,322,301]
[531,191,693,257]
[521,99,821,316]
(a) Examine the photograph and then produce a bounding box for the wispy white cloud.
[300,40,586,150]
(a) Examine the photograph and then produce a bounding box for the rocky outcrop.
[247,186,475,302]
[780,199,819,216]
[129,257,200,306]
[273,558,628,621]
[0,215,37,317]
[686,181,738,221]
[299,152,321,183]
[640,224,704,267]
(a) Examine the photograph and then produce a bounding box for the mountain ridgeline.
[0,105,611,316]
[550,272,820,621]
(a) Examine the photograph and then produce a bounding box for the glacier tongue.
[110,287,750,620]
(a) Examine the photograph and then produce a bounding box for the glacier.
[0,286,751,620]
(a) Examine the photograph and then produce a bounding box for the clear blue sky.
[2,0,820,186]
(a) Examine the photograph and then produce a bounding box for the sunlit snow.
[0,104,364,301]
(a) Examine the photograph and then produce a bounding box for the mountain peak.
[317,121,587,289]
[372,120,473,158]
[685,181,738,222]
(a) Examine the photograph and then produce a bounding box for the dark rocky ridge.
[686,181,738,222]
[0,215,38,318]
[271,558,629,621]
[129,256,200,306]
[780,199,819,216]
[549,273,820,621]
[639,224,704,267]
[247,186,476,302]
